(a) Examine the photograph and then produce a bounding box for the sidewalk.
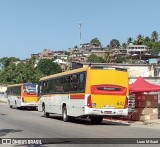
[130,119,160,129]
[104,117,160,130]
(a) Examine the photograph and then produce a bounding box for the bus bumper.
[85,106,128,117]
[21,102,38,107]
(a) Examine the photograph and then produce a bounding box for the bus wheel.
[90,116,103,124]
[42,104,49,118]
[62,106,70,122]
[35,107,38,111]
[8,101,12,108]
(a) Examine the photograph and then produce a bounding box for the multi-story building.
[80,43,101,51]
[31,49,67,60]
[109,48,127,56]
[31,49,54,60]
[126,43,148,55]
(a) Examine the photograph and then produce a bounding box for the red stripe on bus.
[70,94,85,100]
[91,84,127,95]
[23,93,37,97]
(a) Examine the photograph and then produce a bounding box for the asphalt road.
[0,103,160,147]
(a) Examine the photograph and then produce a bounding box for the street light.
[78,22,82,47]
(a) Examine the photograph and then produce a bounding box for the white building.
[0,85,7,93]
[53,59,66,64]
[126,43,148,55]
[71,62,160,80]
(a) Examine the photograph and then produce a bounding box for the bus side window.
[42,81,48,94]
[72,74,78,82]
[48,80,52,94]
[50,79,55,94]
[70,75,73,83]
[80,73,85,82]
[79,73,86,92]
[63,76,69,93]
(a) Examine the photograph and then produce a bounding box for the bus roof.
[7,83,23,87]
[7,83,37,88]
[39,65,128,81]
[40,67,88,81]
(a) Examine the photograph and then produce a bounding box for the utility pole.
[78,22,82,47]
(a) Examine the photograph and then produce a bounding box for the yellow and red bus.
[7,83,38,109]
[38,66,129,123]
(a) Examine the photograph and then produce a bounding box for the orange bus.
[7,83,38,109]
[38,66,129,123]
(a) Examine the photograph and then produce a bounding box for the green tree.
[103,52,112,63]
[0,57,42,84]
[151,42,160,53]
[144,36,151,44]
[122,43,127,49]
[74,45,78,48]
[65,51,70,56]
[143,36,151,52]
[115,56,125,63]
[127,37,133,45]
[21,57,39,83]
[109,39,120,48]
[12,62,24,83]
[136,34,144,45]
[90,38,101,47]
[87,54,105,63]
[0,57,19,68]
[0,62,17,84]
[37,59,62,76]
[151,31,159,42]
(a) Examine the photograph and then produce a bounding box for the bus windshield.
[23,83,37,93]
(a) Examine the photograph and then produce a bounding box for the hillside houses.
[68,43,128,62]
[27,43,160,79]
[31,43,155,65]
[31,49,67,60]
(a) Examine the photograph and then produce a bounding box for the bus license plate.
[104,111,112,114]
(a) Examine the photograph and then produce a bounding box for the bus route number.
[117,101,124,106]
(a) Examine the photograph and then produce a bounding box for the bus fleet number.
[117,101,124,106]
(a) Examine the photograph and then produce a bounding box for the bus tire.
[62,106,70,122]
[35,107,38,111]
[90,116,103,124]
[42,104,49,118]
[8,101,12,108]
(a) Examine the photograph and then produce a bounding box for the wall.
[0,85,7,103]
[0,85,7,93]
